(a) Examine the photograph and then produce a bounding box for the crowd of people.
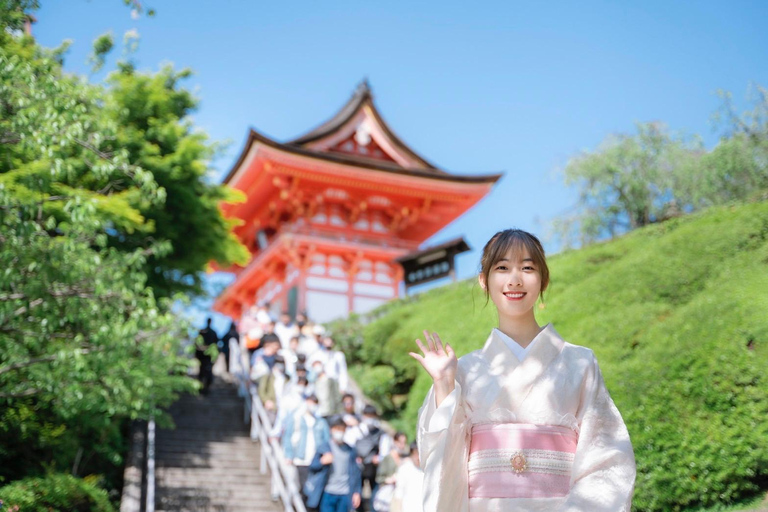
[196,304,424,512]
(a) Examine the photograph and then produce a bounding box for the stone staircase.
[154,374,282,512]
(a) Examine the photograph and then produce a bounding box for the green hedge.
[0,473,115,512]
[330,200,768,511]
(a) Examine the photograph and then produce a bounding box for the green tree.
[697,85,768,205]
[556,122,701,246]
[0,0,243,497]
[0,15,196,484]
[103,61,249,298]
[557,87,768,248]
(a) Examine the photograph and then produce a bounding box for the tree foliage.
[0,0,242,496]
[104,63,248,298]
[0,472,115,512]
[555,122,702,246]
[556,89,768,246]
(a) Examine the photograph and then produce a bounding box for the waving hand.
[410,330,458,406]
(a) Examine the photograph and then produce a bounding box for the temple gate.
[214,82,500,323]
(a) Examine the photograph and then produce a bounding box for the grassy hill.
[331,200,768,511]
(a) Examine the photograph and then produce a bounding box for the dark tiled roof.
[287,80,438,170]
[223,81,503,186]
[223,128,502,186]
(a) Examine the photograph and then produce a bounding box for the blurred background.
[1,1,767,511]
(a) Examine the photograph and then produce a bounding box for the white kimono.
[417,324,636,512]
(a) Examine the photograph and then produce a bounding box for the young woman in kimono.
[409,229,636,512]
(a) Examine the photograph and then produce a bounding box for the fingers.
[418,331,446,354]
[433,332,444,352]
[414,338,428,356]
[408,352,425,364]
[423,329,435,351]
[445,343,455,359]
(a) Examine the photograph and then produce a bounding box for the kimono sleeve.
[561,354,636,512]
[416,381,470,512]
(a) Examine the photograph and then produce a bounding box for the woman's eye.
[523,266,535,271]
[495,265,508,271]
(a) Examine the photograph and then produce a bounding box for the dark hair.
[342,393,355,402]
[479,229,550,303]
[306,394,319,403]
[329,416,347,429]
[362,404,378,417]
[297,377,309,386]
[409,441,418,455]
[261,333,280,345]
[394,431,407,442]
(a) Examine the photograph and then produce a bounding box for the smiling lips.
[503,291,527,301]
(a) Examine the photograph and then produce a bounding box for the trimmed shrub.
[0,473,115,512]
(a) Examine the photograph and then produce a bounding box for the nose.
[507,268,523,287]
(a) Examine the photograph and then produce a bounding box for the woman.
[409,229,636,512]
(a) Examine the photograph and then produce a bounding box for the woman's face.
[481,247,542,320]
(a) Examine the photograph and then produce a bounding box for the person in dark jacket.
[196,317,218,394]
[304,416,362,512]
[219,321,238,373]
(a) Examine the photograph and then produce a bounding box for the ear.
[478,273,486,291]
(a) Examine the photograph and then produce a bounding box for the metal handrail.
[145,418,156,512]
[119,417,156,512]
[230,340,307,512]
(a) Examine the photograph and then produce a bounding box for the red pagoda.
[213,82,501,323]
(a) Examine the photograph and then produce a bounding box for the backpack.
[355,427,382,461]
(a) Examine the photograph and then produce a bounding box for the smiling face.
[480,248,542,320]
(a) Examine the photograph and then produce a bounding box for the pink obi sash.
[468,423,578,499]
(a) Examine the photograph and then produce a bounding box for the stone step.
[156,435,253,445]
[156,440,259,451]
[156,495,280,510]
[157,487,273,500]
[155,448,260,458]
[156,506,278,512]
[157,458,265,470]
[154,379,281,512]
[156,477,269,490]
[156,466,267,478]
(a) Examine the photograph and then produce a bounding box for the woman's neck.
[497,314,542,348]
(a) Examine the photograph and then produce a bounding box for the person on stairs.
[304,416,362,512]
[220,321,238,374]
[283,394,330,511]
[196,317,219,395]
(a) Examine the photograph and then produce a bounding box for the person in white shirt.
[269,377,309,442]
[275,311,299,352]
[256,303,273,326]
[319,335,349,392]
[392,442,423,512]
[297,324,322,359]
[283,335,301,380]
[310,360,342,418]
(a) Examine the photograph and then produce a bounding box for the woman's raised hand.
[409,330,458,386]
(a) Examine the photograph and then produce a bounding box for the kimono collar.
[480,323,566,411]
[492,328,538,361]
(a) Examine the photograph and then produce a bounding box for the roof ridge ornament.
[356,77,372,97]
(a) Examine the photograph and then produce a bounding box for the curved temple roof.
[222,81,502,186]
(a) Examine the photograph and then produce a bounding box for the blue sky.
[34,1,768,327]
